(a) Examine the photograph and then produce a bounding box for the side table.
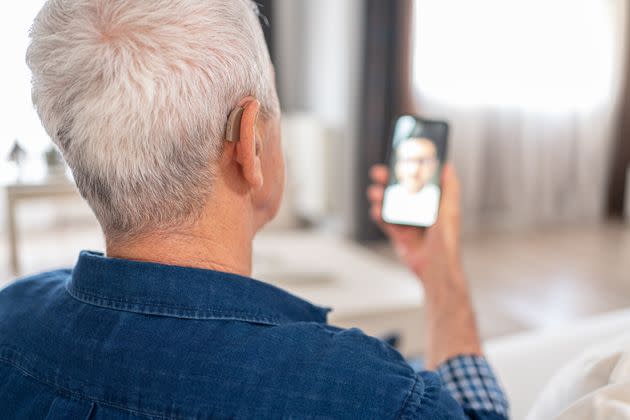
[5,177,79,274]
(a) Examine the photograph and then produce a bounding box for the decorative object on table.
[8,140,27,181]
[44,146,66,177]
[8,140,26,167]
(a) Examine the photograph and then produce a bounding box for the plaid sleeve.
[436,355,509,417]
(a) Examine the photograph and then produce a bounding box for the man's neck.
[106,204,256,277]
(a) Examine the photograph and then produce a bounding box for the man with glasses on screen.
[0,0,507,418]
[383,137,441,226]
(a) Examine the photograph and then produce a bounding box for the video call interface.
[382,116,448,227]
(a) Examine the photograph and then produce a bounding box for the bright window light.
[0,1,49,158]
[413,0,616,111]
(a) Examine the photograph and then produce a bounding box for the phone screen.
[381,115,449,228]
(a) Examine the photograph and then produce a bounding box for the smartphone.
[381,115,449,228]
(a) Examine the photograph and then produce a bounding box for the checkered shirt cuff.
[436,355,509,417]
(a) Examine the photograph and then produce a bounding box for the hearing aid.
[225,106,244,142]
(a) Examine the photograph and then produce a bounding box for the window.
[413,0,618,111]
[0,1,49,159]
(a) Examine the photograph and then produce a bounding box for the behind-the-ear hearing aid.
[225,106,244,142]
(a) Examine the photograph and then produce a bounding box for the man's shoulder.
[263,323,469,418]
[0,269,71,313]
[1,268,71,294]
[0,269,72,365]
[243,322,426,417]
[291,323,407,362]
[266,322,418,385]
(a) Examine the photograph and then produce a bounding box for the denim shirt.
[0,251,508,419]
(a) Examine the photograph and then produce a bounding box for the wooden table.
[5,176,79,274]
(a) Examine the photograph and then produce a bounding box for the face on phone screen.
[381,116,448,227]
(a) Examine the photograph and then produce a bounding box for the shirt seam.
[68,281,271,312]
[66,282,285,325]
[0,353,169,420]
[395,373,422,420]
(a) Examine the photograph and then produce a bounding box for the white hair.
[27,0,279,242]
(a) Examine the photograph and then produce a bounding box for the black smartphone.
[381,115,449,228]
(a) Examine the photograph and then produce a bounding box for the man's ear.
[233,98,263,190]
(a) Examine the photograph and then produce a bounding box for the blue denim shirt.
[0,251,508,419]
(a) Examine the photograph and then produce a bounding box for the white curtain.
[413,0,628,230]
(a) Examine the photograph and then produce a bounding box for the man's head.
[394,137,439,193]
[27,0,282,244]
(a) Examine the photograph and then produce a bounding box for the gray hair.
[27,0,279,242]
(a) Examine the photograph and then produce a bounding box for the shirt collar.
[66,251,330,325]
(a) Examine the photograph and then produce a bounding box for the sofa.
[485,308,630,420]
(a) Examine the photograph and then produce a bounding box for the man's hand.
[367,163,461,285]
[367,163,482,368]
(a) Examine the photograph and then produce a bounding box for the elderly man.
[0,1,508,418]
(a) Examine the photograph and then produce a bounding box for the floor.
[1,222,630,341]
[465,223,630,338]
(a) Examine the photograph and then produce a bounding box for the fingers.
[367,183,384,219]
[367,184,384,202]
[370,200,382,224]
[367,165,387,226]
[394,225,425,243]
[369,164,389,185]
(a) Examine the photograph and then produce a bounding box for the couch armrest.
[484,308,630,420]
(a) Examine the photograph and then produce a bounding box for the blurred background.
[1,0,630,365]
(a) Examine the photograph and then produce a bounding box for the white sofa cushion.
[528,333,630,419]
[485,308,630,420]
[555,383,630,420]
